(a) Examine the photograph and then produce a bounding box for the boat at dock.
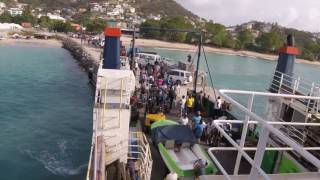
[86,26,320,180]
[86,28,153,180]
[151,120,217,177]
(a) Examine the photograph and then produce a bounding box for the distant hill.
[133,0,199,21]
[4,0,200,21]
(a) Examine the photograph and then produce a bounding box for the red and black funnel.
[102,27,121,69]
[270,35,300,93]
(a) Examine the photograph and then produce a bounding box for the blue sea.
[0,43,93,180]
[0,43,319,180]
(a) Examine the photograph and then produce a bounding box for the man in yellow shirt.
[186,95,194,115]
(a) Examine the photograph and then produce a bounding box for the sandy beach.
[120,35,320,66]
[2,36,320,66]
[0,38,62,48]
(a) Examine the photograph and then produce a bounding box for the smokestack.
[102,28,121,69]
[270,34,300,93]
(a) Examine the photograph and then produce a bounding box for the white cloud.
[175,0,320,32]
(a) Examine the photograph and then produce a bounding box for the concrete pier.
[57,35,101,85]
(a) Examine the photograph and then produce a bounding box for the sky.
[175,0,320,32]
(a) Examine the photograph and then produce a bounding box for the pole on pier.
[130,27,136,70]
[194,33,202,94]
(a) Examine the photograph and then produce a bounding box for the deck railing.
[269,70,320,115]
[208,90,320,180]
[128,132,153,180]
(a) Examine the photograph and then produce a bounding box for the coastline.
[2,36,320,66]
[0,38,62,48]
[120,36,320,66]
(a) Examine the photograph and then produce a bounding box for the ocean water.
[0,44,93,180]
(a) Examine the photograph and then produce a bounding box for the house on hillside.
[38,13,66,22]
[0,2,6,14]
[71,23,82,31]
[16,3,28,9]
[0,2,6,9]
[261,24,273,33]
[21,22,32,28]
[8,8,23,16]
[241,22,255,30]
[0,23,23,32]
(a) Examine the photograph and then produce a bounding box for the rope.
[190,46,199,66]
[202,45,218,102]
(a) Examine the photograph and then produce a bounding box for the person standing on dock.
[192,111,202,126]
[194,120,205,143]
[214,96,222,118]
[180,113,189,125]
[179,95,186,116]
[167,87,176,110]
[186,95,194,115]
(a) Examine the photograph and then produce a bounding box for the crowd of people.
[135,58,235,146]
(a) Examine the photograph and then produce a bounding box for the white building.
[0,23,23,31]
[38,13,66,22]
[8,8,23,16]
[16,3,28,9]
[0,2,6,9]
[129,7,135,13]
[0,2,5,15]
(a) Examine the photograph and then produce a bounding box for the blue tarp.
[151,125,197,145]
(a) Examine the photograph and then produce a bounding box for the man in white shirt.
[214,96,222,117]
[179,95,186,116]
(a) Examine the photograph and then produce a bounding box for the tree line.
[140,17,320,61]
[0,6,107,33]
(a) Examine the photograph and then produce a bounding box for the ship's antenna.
[130,27,136,70]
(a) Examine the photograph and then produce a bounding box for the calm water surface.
[0,44,93,180]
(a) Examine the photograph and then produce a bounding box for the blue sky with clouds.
[175,0,320,32]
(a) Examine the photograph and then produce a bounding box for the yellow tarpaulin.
[145,113,166,126]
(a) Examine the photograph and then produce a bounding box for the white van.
[136,53,161,65]
[167,69,192,85]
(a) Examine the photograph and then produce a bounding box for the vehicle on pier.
[167,69,193,85]
[136,52,162,65]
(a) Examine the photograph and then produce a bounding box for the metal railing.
[269,70,320,115]
[207,89,320,180]
[128,132,153,180]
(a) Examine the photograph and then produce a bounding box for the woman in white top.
[180,113,189,125]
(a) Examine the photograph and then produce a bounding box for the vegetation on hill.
[9,0,199,21]
[134,0,199,21]
[140,18,320,61]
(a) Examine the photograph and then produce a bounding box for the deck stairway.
[268,71,320,146]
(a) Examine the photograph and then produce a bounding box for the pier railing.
[207,90,320,180]
[269,70,320,115]
[128,132,153,180]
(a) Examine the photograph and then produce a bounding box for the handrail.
[128,132,153,180]
[208,89,320,180]
[270,71,319,114]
